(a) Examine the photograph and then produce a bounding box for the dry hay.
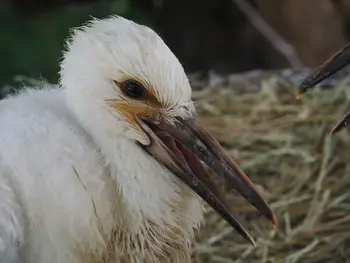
[191,76,350,263]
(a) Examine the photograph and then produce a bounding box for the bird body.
[0,87,202,263]
[0,16,274,263]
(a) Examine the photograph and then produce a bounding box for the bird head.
[59,16,276,245]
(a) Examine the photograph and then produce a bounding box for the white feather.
[0,16,204,263]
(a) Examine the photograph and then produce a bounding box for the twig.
[232,0,305,69]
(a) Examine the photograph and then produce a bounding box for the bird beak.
[297,43,350,134]
[136,116,276,245]
[298,43,350,97]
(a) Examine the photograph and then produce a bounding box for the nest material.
[191,76,350,263]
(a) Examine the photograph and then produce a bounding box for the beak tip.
[265,210,278,229]
[250,238,257,247]
[295,90,303,100]
[270,212,277,224]
[255,199,277,227]
[242,231,256,247]
[272,215,278,229]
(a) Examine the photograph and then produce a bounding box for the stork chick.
[0,16,275,263]
[297,42,350,134]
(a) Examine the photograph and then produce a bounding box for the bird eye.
[120,80,145,99]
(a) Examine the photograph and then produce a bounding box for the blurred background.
[3,0,350,89]
[4,1,350,262]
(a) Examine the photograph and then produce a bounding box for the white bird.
[0,16,276,263]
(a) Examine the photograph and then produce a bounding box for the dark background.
[2,0,350,88]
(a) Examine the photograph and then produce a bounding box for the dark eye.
[120,80,145,99]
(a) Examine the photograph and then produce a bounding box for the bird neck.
[99,134,203,224]
[91,134,205,262]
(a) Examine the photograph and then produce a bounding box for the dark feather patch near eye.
[118,80,145,99]
[113,79,162,107]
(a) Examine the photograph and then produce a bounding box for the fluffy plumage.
[0,16,204,263]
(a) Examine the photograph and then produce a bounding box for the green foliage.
[1,0,153,89]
